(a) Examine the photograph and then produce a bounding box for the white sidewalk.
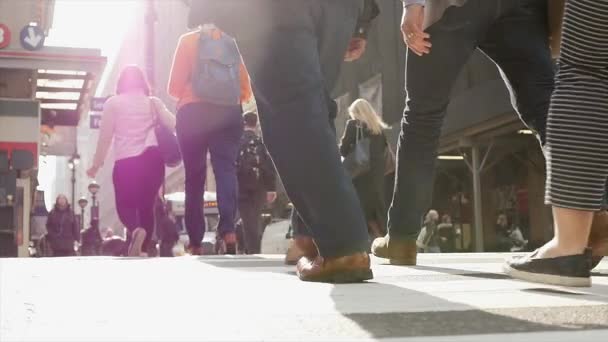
[1,254,607,341]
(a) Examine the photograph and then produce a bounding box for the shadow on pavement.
[331,282,608,338]
[192,256,608,339]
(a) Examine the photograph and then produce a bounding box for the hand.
[86,165,99,179]
[266,192,277,204]
[344,38,368,62]
[401,4,431,56]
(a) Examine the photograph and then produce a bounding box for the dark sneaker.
[504,248,592,287]
[128,228,147,257]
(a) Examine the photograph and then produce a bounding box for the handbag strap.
[149,97,161,127]
[355,123,364,142]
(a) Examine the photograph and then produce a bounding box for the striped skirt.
[545,0,608,211]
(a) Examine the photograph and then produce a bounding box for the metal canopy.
[0,47,107,127]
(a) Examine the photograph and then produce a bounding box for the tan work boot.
[589,211,608,269]
[296,253,373,283]
[285,236,318,265]
[371,235,417,265]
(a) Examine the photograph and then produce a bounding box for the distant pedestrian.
[156,200,179,257]
[340,99,389,239]
[237,112,277,254]
[87,65,176,257]
[45,194,79,257]
[437,214,456,253]
[416,210,440,253]
[168,24,253,255]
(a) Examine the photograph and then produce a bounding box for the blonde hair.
[348,98,388,135]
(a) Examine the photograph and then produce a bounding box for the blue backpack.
[192,30,242,105]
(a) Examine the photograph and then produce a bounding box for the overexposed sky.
[45,0,140,92]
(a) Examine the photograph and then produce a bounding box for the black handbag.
[343,125,371,179]
[151,99,182,168]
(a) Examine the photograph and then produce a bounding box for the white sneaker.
[128,228,147,257]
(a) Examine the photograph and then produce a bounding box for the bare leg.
[537,207,593,259]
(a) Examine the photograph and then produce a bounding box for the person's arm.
[345,0,380,62]
[400,1,431,56]
[87,100,116,178]
[151,97,177,132]
[354,0,381,39]
[239,58,253,104]
[340,120,359,157]
[168,33,195,100]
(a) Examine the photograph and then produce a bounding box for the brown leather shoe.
[296,252,373,283]
[371,235,417,265]
[589,211,608,269]
[285,236,318,265]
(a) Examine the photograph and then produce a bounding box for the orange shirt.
[168,29,253,109]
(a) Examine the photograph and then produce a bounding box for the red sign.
[0,23,11,49]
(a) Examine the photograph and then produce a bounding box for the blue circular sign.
[19,24,45,51]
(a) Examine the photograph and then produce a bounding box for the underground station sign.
[0,23,11,49]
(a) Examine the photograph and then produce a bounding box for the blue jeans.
[203,0,370,257]
[388,0,555,239]
[176,102,243,247]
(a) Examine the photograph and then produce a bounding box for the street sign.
[19,24,45,51]
[0,23,11,49]
[90,97,109,112]
[90,114,102,129]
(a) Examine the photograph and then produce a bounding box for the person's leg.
[505,0,608,287]
[479,0,554,146]
[208,105,243,250]
[237,1,370,258]
[238,195,256,254]
[136,148,165,254]
[176,103,209,249]
[375,1,487,264]
[239,191,265,254]
[112,160,139,238]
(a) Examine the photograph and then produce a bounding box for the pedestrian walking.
[505,0,608,287]
[168,24,252,255]
[188,0,378,282]
[340,99,389,239]
[416,210,441,253]
[237,112,277,254]
[45,194,79,257]
[88,65,176,257]
[373,0,556,266]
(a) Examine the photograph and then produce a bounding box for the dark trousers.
[176,102,243,247]
[238,190,266,254]
[292,97,339,239]
[388,0,555,239]
[209,0,369,257]
[113,147,165,251]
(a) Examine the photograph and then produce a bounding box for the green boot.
[371,235,417,265]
